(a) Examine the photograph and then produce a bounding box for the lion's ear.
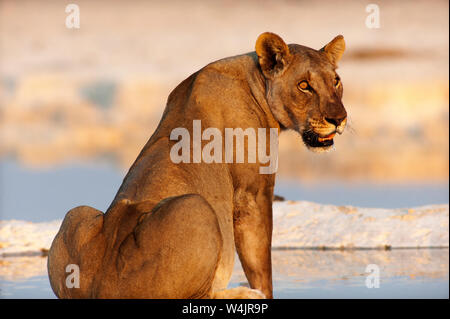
[255,32,291,78]
[321,35,346,65]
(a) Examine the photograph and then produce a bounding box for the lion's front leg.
[233,188,273,299]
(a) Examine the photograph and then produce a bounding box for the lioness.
[48,32,347,299]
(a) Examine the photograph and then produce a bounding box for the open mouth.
[301,131,335,148]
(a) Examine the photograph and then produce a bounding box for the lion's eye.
[334,77,341,87]
[298,80,311,92]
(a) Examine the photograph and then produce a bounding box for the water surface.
[1,159,448,222]
[0,249,448,299]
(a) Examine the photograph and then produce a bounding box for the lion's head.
[255,32,347,152]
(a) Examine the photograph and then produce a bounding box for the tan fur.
[48,32,347,299]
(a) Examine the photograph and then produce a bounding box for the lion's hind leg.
[47,205,105,298]
[115,194,224,298]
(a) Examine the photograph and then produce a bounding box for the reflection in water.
[0,256,48,281]
[1,249,448,298]
[0,256,54,298]
[231,249,449,298]
[271,249,449,282]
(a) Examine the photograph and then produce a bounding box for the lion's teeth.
[318,133,335,142]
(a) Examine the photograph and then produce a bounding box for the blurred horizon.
[0,0,449,185]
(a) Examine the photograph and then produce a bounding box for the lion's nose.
[324,117,346,127]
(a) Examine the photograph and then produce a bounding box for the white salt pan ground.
[273,201,449,249]
[1,201,448,257]
[0,219,61,256]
